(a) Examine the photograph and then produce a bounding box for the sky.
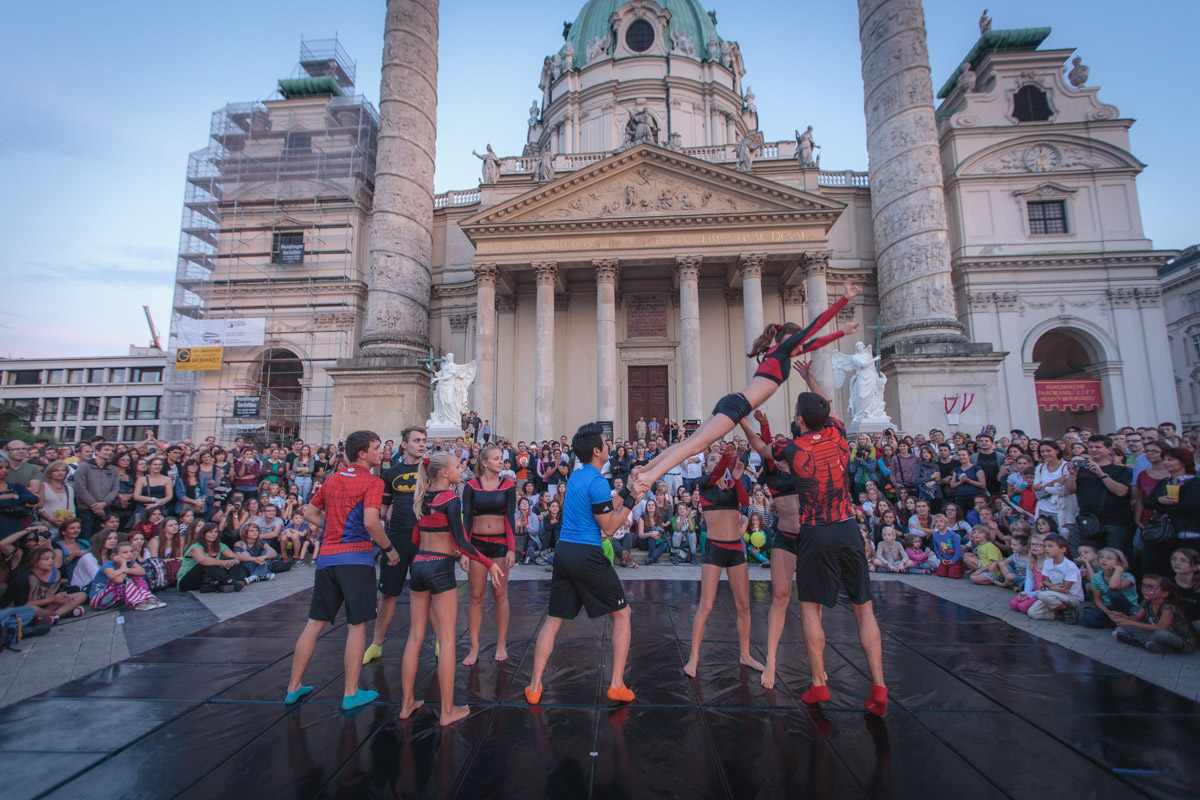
[2,0,1195,359]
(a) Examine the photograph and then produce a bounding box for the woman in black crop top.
[461,445,517,665]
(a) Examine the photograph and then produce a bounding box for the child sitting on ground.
[967,525,1005,585]
[1026,534,1084,623]
[872,527,911,573]
[903,533,936,574]
[294,515,321,564]
[743,512,770,567]
[860,522,875,566]
[1081,547,1138,628]
[932,514,964,578]
[1011,534,1047,613]
[1112,574,1197,654]
[1170,548,1200,633]
[90,541,162,611]
[995,533,1030,590]
[1075,543,1101,585]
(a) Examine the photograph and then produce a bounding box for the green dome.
[562,0,722,69]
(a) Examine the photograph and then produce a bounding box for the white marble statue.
[743,85,756,113]
[956,61,976,93]
[534,145,554,183]
[979,9,992,35]
[735,134,753,172]
[1067,56,1089,88]
[528,101,540,127]
[831,343,893,424]
[472,145,500,184]
[563,41,575,71]
[427,353,477,429]
[795,126,818,168]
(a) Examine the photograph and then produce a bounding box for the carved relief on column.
[737,252,766,280]
[782,285,807,305]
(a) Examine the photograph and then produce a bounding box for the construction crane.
[143,306,164,351]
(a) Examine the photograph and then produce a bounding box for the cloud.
[14,259,174,288]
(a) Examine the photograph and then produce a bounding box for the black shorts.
[703,540,747,568]
[549,541,627,619]
[711,392,752,424]
[377,539,418,598]
[773,531,799,557]
[310,564,377,625]
[408,553,459,595]
[795,518,873,607]
[472,539,508,561]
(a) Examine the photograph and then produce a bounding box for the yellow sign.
[175,346,223,371]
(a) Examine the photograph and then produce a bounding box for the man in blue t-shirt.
[525,422,644,706]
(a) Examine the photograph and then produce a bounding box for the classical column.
[594,259,620,426]
[676,255,703,422]
[803,252,833,387]
[359,0,441,358]
[858,0,964,345]
[738,253,767,382]
[533,262,558,441]
[472,263,498,422]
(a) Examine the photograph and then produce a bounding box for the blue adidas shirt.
[559,463,612,546]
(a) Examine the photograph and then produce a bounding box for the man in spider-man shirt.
[772,360,889,716]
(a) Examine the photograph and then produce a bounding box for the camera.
[1072,458,1088,468]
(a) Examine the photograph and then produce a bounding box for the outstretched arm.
[740,416,773,462]
[794,360,831,403]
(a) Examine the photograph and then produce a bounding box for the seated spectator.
[251,503,284,548]
[903,533,936,574]
[872,526,910,573]
[965,494,990,527]
[871,508,903,545]
[136,507,165,545]
[90,541,162,611]
[966,525,1005,584]
[1112,575,1197,654]
[148,516,183,560]
[671,502,699,564]
[515,497,541,564]
[1080,548,1138,628]
[126,529,169,592]
[11,547,88,625]
[993,532,1030,589]
[638,500,670,565]
[932,514,964,578]
[1011,534,1047,613]
[177,525,249,593]
[1075,544,1100,585]
[859,522,875,564]
[1027,534,1084,623]
[233,523,277,583]
[1170,548,1200,633]
[54,518,90,584]
[541,500,562,551]
[944,502,973,543]
[743,511,770,567]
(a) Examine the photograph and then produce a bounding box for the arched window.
[1012,85,1052,122]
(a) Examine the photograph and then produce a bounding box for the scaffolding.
[161,37,378,445]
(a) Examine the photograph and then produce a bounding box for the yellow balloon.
[750,531,766,548]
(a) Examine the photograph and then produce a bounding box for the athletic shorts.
[472,538,508,561]
[310,564,377,625]
[703,539,747,568]
[548,541,627,619]
[378,539,418,598]
[772,531,799,557]
[794,518,873,607]
[408,553,459,595]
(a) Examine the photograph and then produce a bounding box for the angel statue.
[427,352,477,428]
[831,342,893,424]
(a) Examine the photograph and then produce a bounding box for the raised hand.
[793,360,813,382]
[843,321,862,335]
[843,279,863,300]
[753,409,768,425]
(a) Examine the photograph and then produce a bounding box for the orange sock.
[801,684,831,704]
[863,684,888,717]
[607,683,635,703]
[524,685,542,705]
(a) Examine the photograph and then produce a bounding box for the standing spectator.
[949,447,986,513]
[111,452,137,530]
[231,448,262,493]
[132,457,174,526]
[174,459,207,519]
[1132,441,1169,528]
[972,434,1005,496]
[480,419,492,444]
[0,455,39,540]
[681,452,703,494]
[1064,435,1134,554]
[4,440,43,498]
[1142,447,1200,576]
[635,416,647,442]
[38,461,75,536]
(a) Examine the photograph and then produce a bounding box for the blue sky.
[2,0,1194,358]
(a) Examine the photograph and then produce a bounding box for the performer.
[398,452,502,726]
[365,426,426,665]
[784,361,888,716]
[462,445,517,665]
[632,280,862,494]
[525,422,644,705]
[285,430,400,711]
[683,443,765,677]
[739,409,801,689]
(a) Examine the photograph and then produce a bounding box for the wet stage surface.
[4,580,1198,799]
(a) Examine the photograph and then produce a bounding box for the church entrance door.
[628,365,668,441]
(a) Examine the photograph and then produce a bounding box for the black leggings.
[179,562,250,592]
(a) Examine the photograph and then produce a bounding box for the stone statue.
[979,9,992,35]
[671,27,696,57]
[533,145,554,183]
[586,33,611,62]
[426,352,477,429]
[664,131,682,151]
[1068,56,1089,88]
[528,101,540,127]
[831,343,893,425]
[472,144,500,184]
[706,32,720,62]
[795,126,818,168]
[624,108,659,146]
[720,40,733,68]
[956,61,977,93]
[550,52,563,80]
[743,85,756,112]
[735,134,753,172]
[563,41,575,71]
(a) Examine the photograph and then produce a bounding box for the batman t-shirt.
[382,462,420,545]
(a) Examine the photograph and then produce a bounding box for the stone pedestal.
[882,348,1008,434]
[326,359,430,440]
[425,422,466,442]
[846,419,894,437]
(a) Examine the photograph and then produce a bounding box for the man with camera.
[1063,435,1134,553]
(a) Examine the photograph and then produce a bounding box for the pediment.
[461,144,843,237]
[956,134,1143,177]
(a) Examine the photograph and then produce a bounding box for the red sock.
[801,684,831,704]
[863,684,888,717]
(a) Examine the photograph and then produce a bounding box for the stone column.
[803,251,833,387]
[858,0,964,346]
[676,255,703,422]
[533,261,558,441]
[473,263,498,422]
[594,259,620,425]
[738,253,767,382]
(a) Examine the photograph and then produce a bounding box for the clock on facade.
[1024,144,1061,172]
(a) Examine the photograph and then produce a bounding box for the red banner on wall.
[1035,380,1103,411]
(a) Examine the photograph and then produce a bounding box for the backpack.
[1,614,23,652]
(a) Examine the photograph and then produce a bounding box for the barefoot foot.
[683,658,698,678]
[494,646,508,662]
[740,654,766,673]
[399,699,424,719]
[760,664,776,689]
[462,649,478,667]
[440,705,471,726]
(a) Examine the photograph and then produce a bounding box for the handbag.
[164,558,182,586]
[1141,515,1176,544]
[269,558,294,573]
[1075,512,1100,541]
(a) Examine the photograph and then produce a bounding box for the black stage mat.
[5,580,1198,799]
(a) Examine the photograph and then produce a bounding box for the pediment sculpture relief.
[526,167,768,221]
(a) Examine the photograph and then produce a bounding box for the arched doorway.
[1032,328,1102,434]
[258,349,303,444]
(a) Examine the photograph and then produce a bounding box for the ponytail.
[413,451,457,519]
[747,322,802,359]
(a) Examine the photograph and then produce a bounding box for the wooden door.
[628,365,669,441]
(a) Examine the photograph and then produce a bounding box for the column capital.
[782,285,807,305]
[737,252,767,280]
[725,287,743,306]
[473,262,500,287]
[495,295,517,313]
[675,255,703,282]
[533,261,559,286]
[593,258,620,284]
[801,250,831,277]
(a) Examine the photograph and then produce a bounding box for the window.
[66,369,84,384]
[125,425,156,441]
[125,396,161,420]
[625,19,655,52]
[109,368,126,383]
[1012,85,1052,122]
[79,426,98,441]
[104,397,122,420]
[83,397,101,420]
[62,398,80,419]
[101,426,120,442]
[46,369,63,384]
[88,368,105,384]
[61,426,77,442]
[1028,200,1067,235]
[284,131,311,153]
[1192,333,1200,362]
[41,398,58,420]
[272,231,305,265]
[7,370,40,386]
[3,398,36,422]
[130,367,163,383]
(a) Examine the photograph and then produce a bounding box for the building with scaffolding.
[161,38,377,444]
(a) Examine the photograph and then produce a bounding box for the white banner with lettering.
[175,317,266,348]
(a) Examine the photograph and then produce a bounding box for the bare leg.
[762,550,796,688]
[51,592,88,618]
[685,564,721,677]
[287,618,327,693]
[851,601,885,687]
[399,590,430,719]
[431,590,469,726]
[529,615,563,692]
[493,560,510,661]
[372,595,398,648]
[464,561,486,666]
[342,622,368,698]
[609,605,632,690]
[800,602,826,687]
[727,563,764,671]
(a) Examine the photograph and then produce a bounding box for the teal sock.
[284,685,313,705]
[342,689,378,710]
